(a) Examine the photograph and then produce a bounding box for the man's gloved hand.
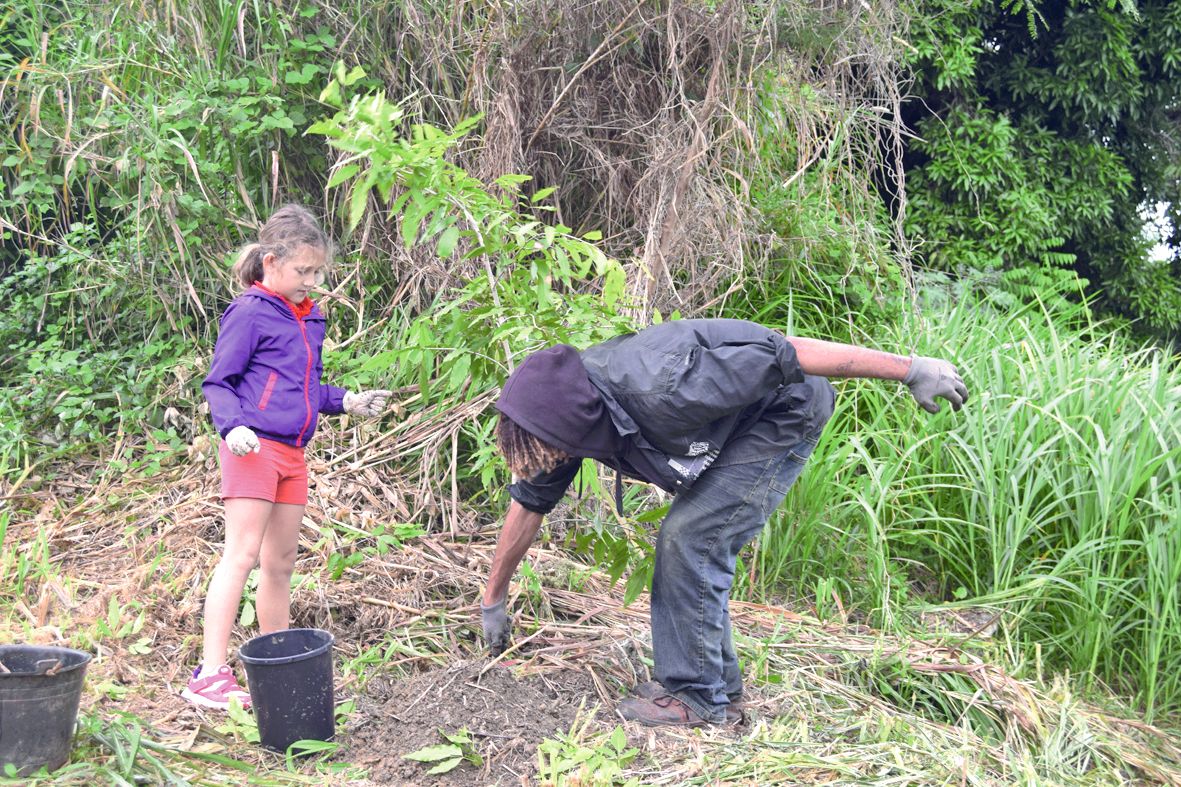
[226,425,261,456]
[904,355,969,413]
[481,599,511,657]
[343,389,392,418]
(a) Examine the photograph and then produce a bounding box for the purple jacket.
[203,285,346,447]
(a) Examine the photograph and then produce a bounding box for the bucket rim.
[239,627,335,666]
[0,645,93,677]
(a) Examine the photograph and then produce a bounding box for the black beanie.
[495,344,615,458]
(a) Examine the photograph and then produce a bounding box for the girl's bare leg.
[201,497,272,670]
[256,503,305,634]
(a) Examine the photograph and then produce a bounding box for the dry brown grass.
[2,435,1180,783]
[310,0,914,318]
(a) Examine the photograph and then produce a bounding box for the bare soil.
[344,659,610,786]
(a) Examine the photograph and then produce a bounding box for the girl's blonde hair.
[230,204,332,289]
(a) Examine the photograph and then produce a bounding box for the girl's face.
[261,245,327,304]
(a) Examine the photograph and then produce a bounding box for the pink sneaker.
[181,665,252,710]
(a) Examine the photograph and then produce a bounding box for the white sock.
[198,663,227,679]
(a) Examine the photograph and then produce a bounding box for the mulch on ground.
[345,659,606,785]
[5,448,1181,785]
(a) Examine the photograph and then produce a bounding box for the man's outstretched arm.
[787,336,913,379]
[787,335,969,413]
[481,500,544,655]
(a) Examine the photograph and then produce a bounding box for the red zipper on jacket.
[294,316,314,447]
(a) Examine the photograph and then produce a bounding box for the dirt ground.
[345,659,618,785]
[8,455,1181,785]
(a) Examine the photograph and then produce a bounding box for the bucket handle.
[34,658,63,676]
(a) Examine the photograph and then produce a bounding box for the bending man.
[480,319,967,727]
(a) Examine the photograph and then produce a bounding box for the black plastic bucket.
[0,645,92,776]
[239,628,334,752]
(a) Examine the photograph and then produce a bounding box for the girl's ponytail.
[231,243,265,289]
[228,205,331,291]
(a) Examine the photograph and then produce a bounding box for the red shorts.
[219,437,308,505]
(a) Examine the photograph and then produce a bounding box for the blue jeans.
[650,431,821,722]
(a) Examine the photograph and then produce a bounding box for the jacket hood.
[495,344,618,459]
[242,284,322,320]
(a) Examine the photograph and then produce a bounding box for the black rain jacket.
[508,319,834,514]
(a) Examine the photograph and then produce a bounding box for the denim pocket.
[787,435,819,465]
[769,438,818,495]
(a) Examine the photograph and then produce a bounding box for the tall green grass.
[741,292,1181,720]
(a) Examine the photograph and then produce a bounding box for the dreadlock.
[496,413,572,479]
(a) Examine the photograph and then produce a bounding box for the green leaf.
[602,262,626,309]
[401,198,431,249]
[553,246,571,279]
[634,503,669,523]
[436,226,460,258]
[610,725,627,752]
[606,540,629,583]
[348,174,373,230]
[226,695,256,729]
[426,757,463,775]
[442,729,471,746]
[403,744,463,763]
[284,63,321,85]
[582,229,603,241]
[622,562,653,606]
[494,173,531,190]
[454,114,485,136]
[285,738,338,765]
[261,113,296,132]
[342,65,367,86]
[447,354,471,391]
[588,245,609,275]
[531,186,557,202]
[418,354,432,401]
[327,163,359,189]
[318,79,342,108]
[305,119,339,137]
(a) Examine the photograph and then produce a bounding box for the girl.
[185,204,390,709]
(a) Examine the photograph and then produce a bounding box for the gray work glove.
[481,599,511,657]
[343,389,392,418]
[226,425,261,456]
[904,355,969,413]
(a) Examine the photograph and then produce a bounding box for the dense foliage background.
[903,0,1181,333]
[2,0,1179,724]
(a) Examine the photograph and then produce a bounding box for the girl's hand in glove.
[343,389,392,418]
[226,425,261,456]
